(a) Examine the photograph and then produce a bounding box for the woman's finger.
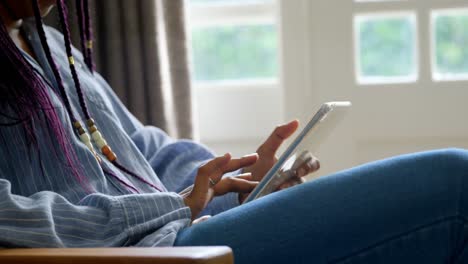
[234,173,255,181]
[213,176,258,196]
[257,120,299,158]
[278,177,304,190]
[193,153,231,195]
[223,154,259,172]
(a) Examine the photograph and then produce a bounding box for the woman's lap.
[175,148,468,263]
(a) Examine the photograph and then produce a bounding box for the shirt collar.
[20,17,59,91]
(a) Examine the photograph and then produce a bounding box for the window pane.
[433,10,468,80]
[355,14,417,84]
[191,24,277,82]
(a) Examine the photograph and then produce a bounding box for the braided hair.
[0,0,162,193]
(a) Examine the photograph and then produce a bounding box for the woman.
[1,1,467,263]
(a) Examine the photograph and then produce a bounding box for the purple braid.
[31,0,77,122]
[113,162,164,192]
[55,0,92,120]
[75,0,90,69]
[33,0,160,193]
[82,0,95,72]
[56,0,162,193]
[0,3,88,189]
[102,168,140,194]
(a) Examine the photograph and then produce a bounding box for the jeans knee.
[405,148,468,187]
[432,148,468,172]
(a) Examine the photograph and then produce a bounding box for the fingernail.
[242,153,258,159]
[286,119,299,126]
[313,159,320,170]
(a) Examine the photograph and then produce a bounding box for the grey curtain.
[46,0,194,139]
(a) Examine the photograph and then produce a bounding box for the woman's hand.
[244,120,299,181]
[240,120,320,203]
[183,153,259,220]
[278,150,320,190]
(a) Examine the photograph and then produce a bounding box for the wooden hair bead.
[106,151,117,162]
[78,127,86,135]
[89,125,98,133]
[86,118,95,127]
[73,121,82,129]
[87,40,93,49]
[101,145,112,156]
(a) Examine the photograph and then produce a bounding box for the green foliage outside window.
[191,25,278,82]
[358,17,415,78]
[190,9,468,82]
[435,14,468,75]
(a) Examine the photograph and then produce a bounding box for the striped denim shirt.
[0,19,239,248]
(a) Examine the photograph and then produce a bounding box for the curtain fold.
[46,0,194,139]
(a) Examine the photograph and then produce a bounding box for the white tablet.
[243,101,352,203]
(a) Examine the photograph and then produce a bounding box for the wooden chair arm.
[0,247,233,264]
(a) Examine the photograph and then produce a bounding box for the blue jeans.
[175,148,468,263]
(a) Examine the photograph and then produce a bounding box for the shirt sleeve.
[0,178,191,247]
[93,74,240,215]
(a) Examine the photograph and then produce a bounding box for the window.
[278,0,468,178]
[188,0,278,83]
[432,8,468,81]
[355,12,418,84]
[353,1,468,86]
[186,0,281,155]
[191,24,277,82]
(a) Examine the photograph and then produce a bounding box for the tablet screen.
[244,101,352,203]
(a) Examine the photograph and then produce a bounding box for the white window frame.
[189,1,276,27]
[186,1,283,155]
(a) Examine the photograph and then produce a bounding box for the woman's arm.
[93,74,246,215]
[0,179,191,247]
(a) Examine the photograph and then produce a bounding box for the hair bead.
[73,121,86,135]
[73,121,82,129]
[106,151,117,162]
[91,130,102,141]
[68,56,75,65]
[86,118,95,127]
[79,133,91,144]
[78,127,86,135]
[102,145,111,156]
[96,138,107,149]
[89,125,97,133]
[86,40,93,49]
